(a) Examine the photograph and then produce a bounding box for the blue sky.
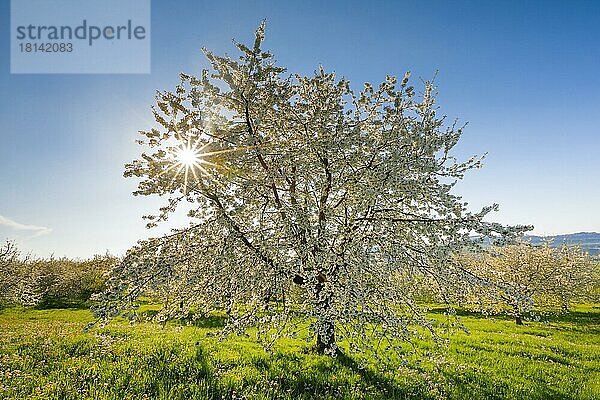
[1,0,599,258]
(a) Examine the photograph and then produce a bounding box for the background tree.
[0,240,20,303]
[32,255,117,308]
[0,241,115,308]
[0,241,40,306]
[547,244,598,311]
[457,243,598,324]
[95,23,529,355]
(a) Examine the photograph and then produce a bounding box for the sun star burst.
[160,132,268,193]
[161,136,232,193]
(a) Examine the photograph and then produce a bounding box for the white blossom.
[94,22,531,355]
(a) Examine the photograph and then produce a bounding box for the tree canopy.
[95,22,530,356]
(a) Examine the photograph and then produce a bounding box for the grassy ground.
[0,305,598,400]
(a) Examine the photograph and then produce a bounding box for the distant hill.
[524,232,600,256]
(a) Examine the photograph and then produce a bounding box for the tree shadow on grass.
[540,309,600,325]
[186,315,229,329]
[34,297,92,310]
[247,349,435,400]
[428,306,600,332]
[99,344,415,400]
[426,306,487,318]
[136,309,229,329]
[335,350,433,399]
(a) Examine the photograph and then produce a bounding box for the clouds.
[0,215,52,238]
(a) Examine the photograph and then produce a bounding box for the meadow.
[1,304,598,400]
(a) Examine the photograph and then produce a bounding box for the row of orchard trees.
[3,238,597,320]
[453,243,599,324]
[0,240,116,308]
[4,237,595,319]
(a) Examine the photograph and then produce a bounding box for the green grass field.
[0,305,598,400]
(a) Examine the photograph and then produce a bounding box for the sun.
[176,147,201,168]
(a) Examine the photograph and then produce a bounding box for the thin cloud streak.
[0,215,52,237]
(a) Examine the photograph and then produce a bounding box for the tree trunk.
[515,315,523,325]
[315,280,336,354]
[316,319,336,354]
